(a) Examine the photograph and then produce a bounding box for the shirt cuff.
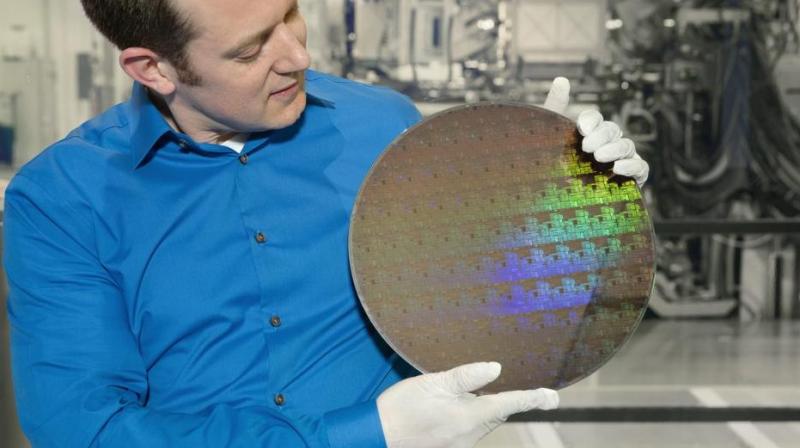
[323,400,387,448]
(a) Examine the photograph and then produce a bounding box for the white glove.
[543,77,650,186]
[377,362,559,448]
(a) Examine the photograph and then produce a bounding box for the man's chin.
[264,91,307,131]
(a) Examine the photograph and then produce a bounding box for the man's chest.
[93,137,357,351]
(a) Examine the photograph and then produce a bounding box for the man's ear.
[119,47,178,96]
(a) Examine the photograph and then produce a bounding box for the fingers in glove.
[594,138,636,163]
[583,121,623,153]
[613,155,650,186]
[577,109,603,136]
[477,388,560,421]
[543,77,570,115]
[434,362,502,395]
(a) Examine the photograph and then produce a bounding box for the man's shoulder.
[10,104,132,202]
[303,72,423,210]
[305,70,422,128]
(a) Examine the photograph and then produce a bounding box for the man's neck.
[146,88,235,144]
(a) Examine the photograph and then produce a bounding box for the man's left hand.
[542,77,649,187]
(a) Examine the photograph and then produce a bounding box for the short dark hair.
[81,0,201,85]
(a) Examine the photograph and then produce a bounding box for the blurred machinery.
[0,57,57,169]
[328,0,610,104]
[0,1,125,169]
[601,0,800,320]
[303,0,800,319]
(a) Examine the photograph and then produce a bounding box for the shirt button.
[274,393,285,406]
[239,154,249,165]
[177,140,189,150]
[270,315,282,328]
[255,232,267,244]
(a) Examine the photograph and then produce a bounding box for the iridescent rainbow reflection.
[350,103,656,392]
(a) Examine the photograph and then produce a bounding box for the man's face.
[168,0,310,137]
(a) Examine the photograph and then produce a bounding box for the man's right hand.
[376,362,559,448]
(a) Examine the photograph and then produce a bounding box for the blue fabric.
[324,400,387,448]
[3,70,422,448]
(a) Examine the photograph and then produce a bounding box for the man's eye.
[236,50,260,62]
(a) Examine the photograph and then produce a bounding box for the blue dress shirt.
[3,70,422,447]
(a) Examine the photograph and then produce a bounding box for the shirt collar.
[304,69,336,108]
[129,82,174,169]
[127,69,336,169]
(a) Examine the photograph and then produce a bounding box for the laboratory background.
[1,0,800,447]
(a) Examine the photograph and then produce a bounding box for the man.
[3,0,649,447]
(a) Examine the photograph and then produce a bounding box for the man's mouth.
[271,81,299,96]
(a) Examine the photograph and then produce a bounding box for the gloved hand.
[377,362,559,448]
[543,77,650,186]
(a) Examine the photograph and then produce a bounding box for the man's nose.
[271,24,311,74]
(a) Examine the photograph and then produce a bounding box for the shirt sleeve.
[323,401,387,448]
[3,174,386,448]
